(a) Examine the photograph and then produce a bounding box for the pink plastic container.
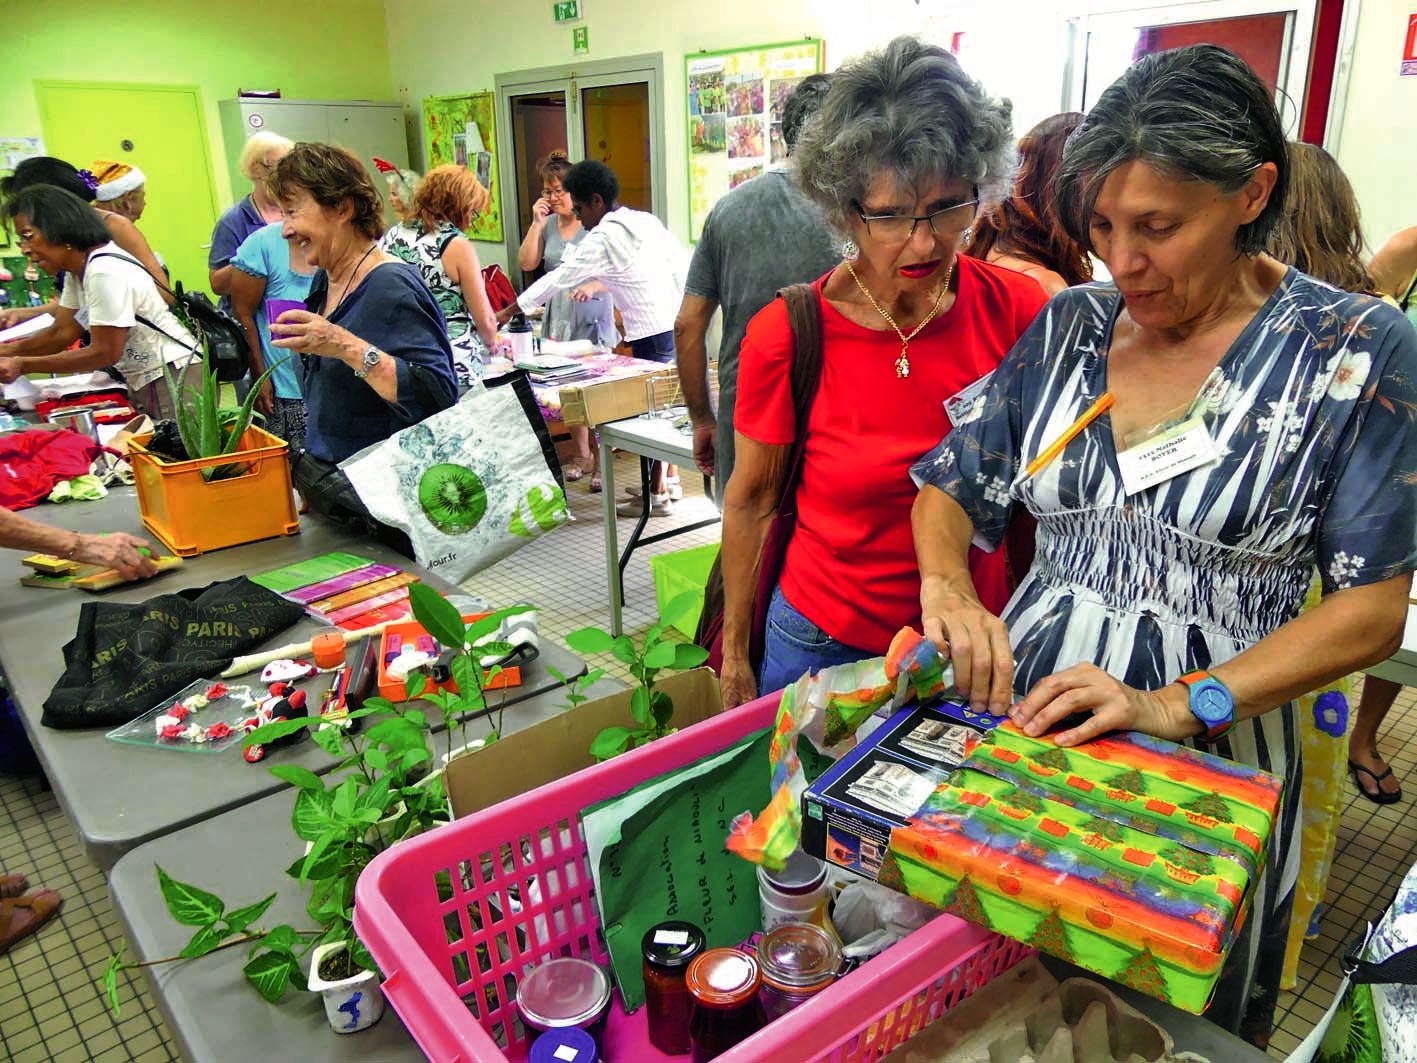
[355,692,1032,1062]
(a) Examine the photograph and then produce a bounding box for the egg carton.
[882,955,1208,1063]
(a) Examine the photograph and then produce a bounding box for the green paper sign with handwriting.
[582,728,771,1010]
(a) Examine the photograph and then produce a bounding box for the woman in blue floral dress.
[912,47,1417,1045]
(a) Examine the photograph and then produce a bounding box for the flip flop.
[590,473,602,493]
[0,873,27,899]
[0,889,62,956]
[1349,759,1403,805]
[564,464,585,482]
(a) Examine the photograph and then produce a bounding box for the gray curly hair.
[792,36,1014,234]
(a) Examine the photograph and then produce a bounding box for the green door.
[35,81,219,298]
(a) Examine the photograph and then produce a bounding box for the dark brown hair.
[269,142,383,241]
[413,164,489,231]
[965,112,1092,286]
[1269,142,1376,294]
[537,150,572,184]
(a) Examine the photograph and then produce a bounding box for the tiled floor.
[1,447,1414,1061]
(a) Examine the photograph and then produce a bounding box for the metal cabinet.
[217,98,409,209]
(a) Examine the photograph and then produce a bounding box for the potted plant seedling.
[100,583,537,1032]
[564,591,710,760]
[126,340,299,555]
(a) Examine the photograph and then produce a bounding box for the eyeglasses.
[852,193,979,244]
[542,187,566,198]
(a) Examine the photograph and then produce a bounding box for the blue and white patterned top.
[913,268,1417,1035]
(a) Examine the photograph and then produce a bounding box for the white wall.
[381,0,1074,267]
[383,0,1413,263]
[1333,0,1417,252]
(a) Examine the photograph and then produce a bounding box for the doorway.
[496,55,665,286]
[35,81,220,297]
[1069,0,1317,133]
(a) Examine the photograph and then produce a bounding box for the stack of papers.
[514,354,594,384]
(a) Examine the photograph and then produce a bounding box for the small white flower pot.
[308,942,385,1034]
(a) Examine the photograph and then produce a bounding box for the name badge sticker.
[1115,414,1219,496]
[943,370,996,427]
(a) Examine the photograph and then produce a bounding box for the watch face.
[1194,683,1233,724]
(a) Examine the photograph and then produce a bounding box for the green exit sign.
[553,0,581,22]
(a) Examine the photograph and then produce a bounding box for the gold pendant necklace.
[843,257,955,378]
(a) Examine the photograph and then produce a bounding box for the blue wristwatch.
[1177,670,1235,743]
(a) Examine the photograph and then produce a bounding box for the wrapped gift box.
[803,718,1281,1013]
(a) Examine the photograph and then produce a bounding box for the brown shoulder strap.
[780,282,824,442]
[775,283,824,511]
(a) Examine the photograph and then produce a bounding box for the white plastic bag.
[341,375,569,584]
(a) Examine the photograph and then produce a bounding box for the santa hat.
[91,160,146,201]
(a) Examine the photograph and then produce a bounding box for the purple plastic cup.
[266,299,306,329]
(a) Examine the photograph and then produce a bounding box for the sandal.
[1349,759,1403,805]
[564,457,594,483]
[0,889,62,956]
[0,873,27,899]
[590,472,602,493]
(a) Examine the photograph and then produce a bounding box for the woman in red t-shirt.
[720,37,1048,709]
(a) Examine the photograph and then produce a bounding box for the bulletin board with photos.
[685,39,825,242]
[422,92,504,243]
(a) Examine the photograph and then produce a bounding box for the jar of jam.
[515,957,612,1055]
[642,920,706,1054]
[686,948,767,1062]
[756,922,841,1020]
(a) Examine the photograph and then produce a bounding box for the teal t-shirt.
[231,223,315,400]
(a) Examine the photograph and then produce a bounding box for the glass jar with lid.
[642,920,706,1054]
[686,947,767,1062]
[515,956,612,1054]
[755,922,841,1020]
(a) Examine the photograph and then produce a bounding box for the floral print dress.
[381,221,485,386]
[913,269,1417,1040]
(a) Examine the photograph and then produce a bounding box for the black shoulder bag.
[89,251,252,383]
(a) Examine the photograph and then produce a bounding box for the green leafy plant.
[396,583,535,764]
[102,583,530,1015]
[548,664,607,713]
[158,335,287,482]
[564,591,709,760]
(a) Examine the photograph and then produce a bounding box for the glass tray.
[105,679,263,754]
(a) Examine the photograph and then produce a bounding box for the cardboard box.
[445,668,721,818]
[803,717,1281,1014]
[559,368,677,427]
[801,702,997,877]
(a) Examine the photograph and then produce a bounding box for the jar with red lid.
[642,920,706,1054]
[686,947,767,1062]
[755,922,841,1020]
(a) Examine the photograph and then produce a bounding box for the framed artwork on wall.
[423,92,504,243]
[684,38,824,242]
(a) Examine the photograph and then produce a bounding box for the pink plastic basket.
[355,692,1032,1062]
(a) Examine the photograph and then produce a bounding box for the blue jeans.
[758,585,873,695]
[628,330,675,363]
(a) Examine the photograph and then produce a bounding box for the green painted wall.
[0,0,397,210]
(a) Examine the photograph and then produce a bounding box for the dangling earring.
[960,227,973,244]
[841,238,858,261]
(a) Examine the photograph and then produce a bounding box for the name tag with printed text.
[943,371,995,427]
[1115,414,1219,495]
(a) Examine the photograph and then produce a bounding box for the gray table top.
[0,489,586,871]
[108,677,626,1063]
[597,412,695,465]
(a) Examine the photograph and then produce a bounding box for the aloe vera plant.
[160,350,287,482]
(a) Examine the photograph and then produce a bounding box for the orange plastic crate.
[128,425,300,556]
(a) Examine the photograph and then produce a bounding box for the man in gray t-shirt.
[675,74,840,501]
